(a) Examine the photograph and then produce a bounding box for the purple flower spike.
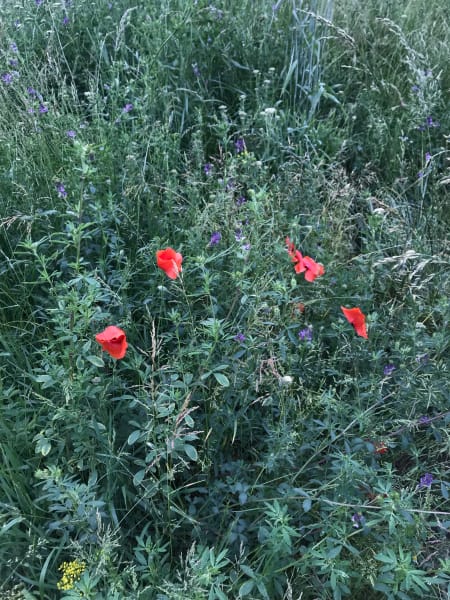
[203,163,213,175]
[236,195,247,207]
[299,327,313,342]
[351,513,365,529]
[234,138,246,153]
[419,473,433,489]
[56,183,67,199]
[66,130,76,139]
[1,73,14,84]
[418,415,431,426]
[234,333,246,343]
[122,103,133,113]
[209,231,222,246]
[39,104,48,114]
[425,152,431,164]
[383,364,396,376]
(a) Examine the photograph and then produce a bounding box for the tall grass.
[0,0,449,598]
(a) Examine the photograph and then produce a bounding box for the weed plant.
[0,0,449,599]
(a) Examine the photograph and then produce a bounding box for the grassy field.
[0,0,449,598]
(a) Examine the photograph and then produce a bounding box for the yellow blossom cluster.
[56,560,86,591]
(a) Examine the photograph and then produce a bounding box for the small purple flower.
[351,513,365,529]
[56,182,67,199]
[122,103,133,113]
[192,63,200,77]
[383,364,396,376]
[235,138,246,153]
[39,104,48,114]
[242,243,251,252]
[209,231,222,246]
[234,333,246,343]
[234,229,244,242]
[10,42,18,53]
[425,152,431,164]
[225,178,236,191]
[1,73,13,85]
[236,195,247,207]
[62,16,70,25]
[27,86,37,97]
[426,116,433,127]
[203,163,213,176]
[419,473,433,489]
[416,353,429,365]
[27,107,35,114]
[66,130,76,139]
[418,415,431,426]
[417,171,423,179]
[411,85,420,93]
[9,59,19,67]
[299,327,313,342]
[35,0,44,5]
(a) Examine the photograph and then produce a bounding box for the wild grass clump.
[0,0,449,598]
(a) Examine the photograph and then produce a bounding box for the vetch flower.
[156,247,183,280]
[56,183,67,199]
[419,473,433,488]
[351,513,365,529]
[39,103,48,113]
[203,163,213,175]
[122,103,133,113]
[299,327,312,342]
[1,73,13,84]
[425,152,431,164]
[383,364,396,376]
[209,231,222,246]
[418,415,431,425]
[95,325,128,359]
[234,333,246,343]
[235,138,246,153]
[236,195,247,207]
[341,306,368,339]
[66,129,76,139]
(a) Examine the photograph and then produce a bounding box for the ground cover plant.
[0,0,449,598]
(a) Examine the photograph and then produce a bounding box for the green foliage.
[0,0,449,598]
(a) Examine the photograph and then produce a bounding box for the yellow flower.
[56,560,86,591]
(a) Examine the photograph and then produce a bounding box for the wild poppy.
[341,306,368,339]
[95,326,128,359]
[156,247,183,280]
[374,441,388,455]
[286,238,324,282]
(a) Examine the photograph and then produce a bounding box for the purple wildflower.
[299,327,313,342]
[236,195,247,207]
[235,138,246,153]
[10,42,18,53]
[56,183,67,199]
[1,73,13,85]
[242,243,251,252]
[416,353,429,365]
[9,59,19,67]
[35,0,44,5]
[192,63,201,77]
[66,130,76,139]
[234,229,244,242]
[425,152,431,164]
[225,178,236,191]
[39,104,48,114]
[418,415,431,425]
[209,231,222,246]
[383,364,396,376]
[234,333,246,343]
[27,86,37,97]
[351,513,365,529]
[122,103,133,113]
[419,473,433,489]
[411,85,420,93]
[203,163,213,175]
[62,16,70,25]
[417,171,423,179]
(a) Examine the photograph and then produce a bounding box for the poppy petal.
[95,326,128,359]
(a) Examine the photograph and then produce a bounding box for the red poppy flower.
[374,441,388,455]
[341,306,368,339]
[156,247,183,280]
[95,326,128,359]
[286,238,324,282]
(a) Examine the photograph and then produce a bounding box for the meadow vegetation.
[0,0,449,598]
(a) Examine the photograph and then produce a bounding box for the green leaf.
[86,355,105,367]
[184,444,198,461]
[213,372,230,387]
[127,430,142,445]
[238,580,254,597]
[303,498,312,512]
[133,469,146,486]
